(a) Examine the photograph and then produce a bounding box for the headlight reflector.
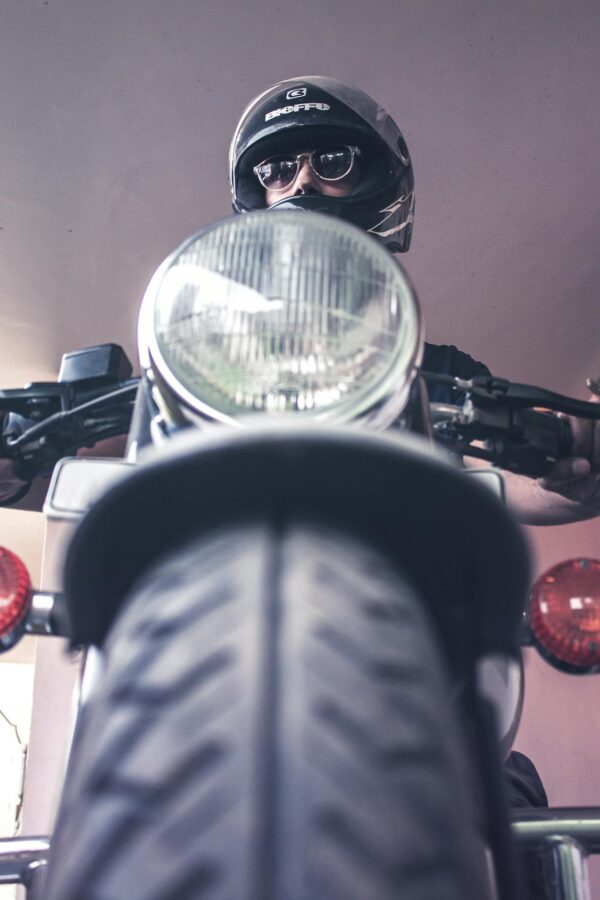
[139,210,421,424]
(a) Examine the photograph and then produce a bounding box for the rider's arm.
[503,465,600,525]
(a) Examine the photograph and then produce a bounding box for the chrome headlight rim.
[138,210,422,427]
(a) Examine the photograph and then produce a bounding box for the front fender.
[63,423,530,668]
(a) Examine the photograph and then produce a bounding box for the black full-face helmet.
[229,75,415,252]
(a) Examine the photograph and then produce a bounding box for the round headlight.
[139,210,421,426]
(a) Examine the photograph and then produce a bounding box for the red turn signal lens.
[0,547,32,642]
[529,558,600,671]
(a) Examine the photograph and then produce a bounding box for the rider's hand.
[538,396,600,513]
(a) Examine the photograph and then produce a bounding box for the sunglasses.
[254,145,362,192]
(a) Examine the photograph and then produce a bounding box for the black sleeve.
[504,750,548,809]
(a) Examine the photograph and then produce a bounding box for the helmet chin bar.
[267,193,408,254]
[268,193,346,216]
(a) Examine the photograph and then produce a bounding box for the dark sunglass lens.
[258,157,297,189]
[314,147,353,180]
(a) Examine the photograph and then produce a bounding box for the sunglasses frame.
[254,145,362,192]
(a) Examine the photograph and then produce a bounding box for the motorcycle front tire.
[42,522,493,900]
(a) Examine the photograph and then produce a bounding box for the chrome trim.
[138,211,422,431]
[24,592,59,636]
[429,402,464,422]
[465,467,505,501]
[585,376,600,398]
[0,836,49,885]
[78,646,106,707]
[512,808,600,853]
[540,836,590,900]
[44,457,134,521]
[477,652,523,757]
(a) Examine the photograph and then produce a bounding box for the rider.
[228,75,600,527]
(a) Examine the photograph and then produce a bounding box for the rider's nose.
[293,158,319,194]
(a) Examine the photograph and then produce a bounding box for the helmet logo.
[286,87,307,100]
[265,102,330,121]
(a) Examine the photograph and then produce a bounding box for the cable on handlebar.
[4,382,138,450]
[421,370,600,419]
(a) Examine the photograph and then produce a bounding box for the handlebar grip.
[491,410,573,477]
[521,408,573,460]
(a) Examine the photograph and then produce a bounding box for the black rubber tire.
[42,523,493,900]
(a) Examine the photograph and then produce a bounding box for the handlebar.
[426,372,600,419]
[0,348,597,504]
[0,345,139,502]
[0,379,139,487]
[423,370,600,477]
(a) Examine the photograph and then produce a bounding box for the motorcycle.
[0,209,599,900]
